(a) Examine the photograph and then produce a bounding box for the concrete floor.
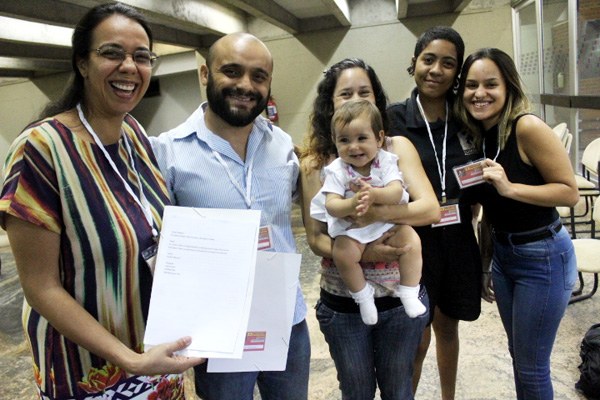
[0,214,597,399]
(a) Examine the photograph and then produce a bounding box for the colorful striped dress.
[0,114,183,399]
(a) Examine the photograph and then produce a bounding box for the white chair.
[563,132,573,154]
[575,137,600,189]
[559,137,600,238]
[569,194,600,304]
[552,122,568,143]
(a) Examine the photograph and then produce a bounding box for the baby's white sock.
[350,283,378,325]
[394,284,426,318]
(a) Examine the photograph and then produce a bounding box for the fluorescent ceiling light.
[0,16,72,47]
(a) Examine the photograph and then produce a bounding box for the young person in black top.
[387,26,485,399]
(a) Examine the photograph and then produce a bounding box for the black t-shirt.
[387,88,482,218]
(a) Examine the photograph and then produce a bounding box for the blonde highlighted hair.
[454,48,531,150]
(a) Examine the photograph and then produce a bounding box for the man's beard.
[206,73,269,127]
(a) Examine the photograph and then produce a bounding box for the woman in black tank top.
[455,48,579,400]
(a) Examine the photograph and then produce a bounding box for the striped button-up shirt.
[150,102,306,324]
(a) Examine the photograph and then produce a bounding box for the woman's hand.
[128,337,205,376]
[482,158,513,197]
[482,116,578,207]
[362,227,411,263]
[481,271,495,303]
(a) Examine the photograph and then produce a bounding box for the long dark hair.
[302,58,388,170]
[407,26,464,90]
[454,48,530,149]
[39,2,153,119]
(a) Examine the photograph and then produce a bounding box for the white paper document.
[144,206,261,358]
[208,251,301,372]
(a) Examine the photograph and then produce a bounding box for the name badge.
[432,202,461,227]
[257,225,274,251]
[142,243,158,275]
[452,159,485,188]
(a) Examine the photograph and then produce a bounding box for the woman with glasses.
[0,3,203,399]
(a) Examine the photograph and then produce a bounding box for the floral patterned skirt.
[34,365,185,400]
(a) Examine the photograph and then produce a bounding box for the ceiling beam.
[300,15,349,32]
[117,0,247,36]
[0,41,71,60]
[453,0,473,13]
[396,0,409,19]
[0,16,71,47]
[409,1,455,17]
[149,24,217,49]
[0,0,229,50]
[220,0,300,34]
[321,0,351,27]
[397,0,464,19]
[0,69,35,78]
[0,0,86,27]
[0,56,70,71]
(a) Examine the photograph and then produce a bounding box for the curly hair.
[301,58,388,171]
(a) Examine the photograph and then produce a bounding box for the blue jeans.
[492,225,577,400]
[316,290,429,400]
[194,319,310,400]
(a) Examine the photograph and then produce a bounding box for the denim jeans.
[316,289,429,400]
[194,319,311,400]
[491,225,577,400]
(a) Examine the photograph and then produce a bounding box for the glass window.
[577,1,600,158]
[515,2,542,115]
[541,0,569,95]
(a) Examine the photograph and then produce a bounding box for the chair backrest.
[581,137,600,177]
[552,123,568,142]
[564,132,573,154]
[594,195,600,225]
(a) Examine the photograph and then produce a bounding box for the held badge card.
[144,206,261,359]
[452,160,485,188]
[208,251,302,372]
[432,202,461,228]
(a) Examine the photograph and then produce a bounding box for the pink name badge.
[244,331,266,352]
[257,225,273,251]
[432,203,461,227]
[452,160,485,188]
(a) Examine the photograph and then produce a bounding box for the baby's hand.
[355,180,374,216]
[349,178,362,194]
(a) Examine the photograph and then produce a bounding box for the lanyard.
[76,103,158,239]
[483,135,501,161]
[416,95,448,202]
[212,150,255,208]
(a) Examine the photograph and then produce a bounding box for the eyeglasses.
[93,44,158,68]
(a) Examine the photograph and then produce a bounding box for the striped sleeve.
[0,122,61,232]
